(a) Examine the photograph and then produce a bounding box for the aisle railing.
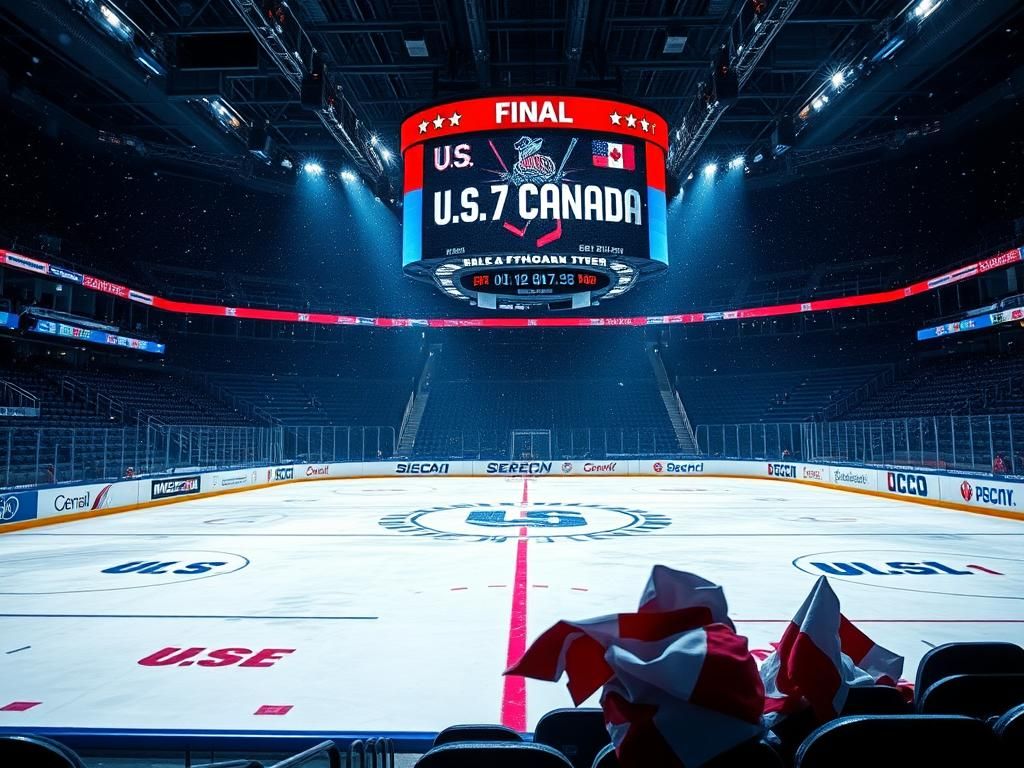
[696,414,1024,475]
[0,425,395,489]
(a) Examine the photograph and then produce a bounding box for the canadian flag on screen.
[593,140,635,170]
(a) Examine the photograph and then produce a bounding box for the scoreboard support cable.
[400,95,669,310]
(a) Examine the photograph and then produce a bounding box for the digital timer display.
[461,269,611,296]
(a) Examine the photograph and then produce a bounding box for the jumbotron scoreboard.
[400,95,669,310]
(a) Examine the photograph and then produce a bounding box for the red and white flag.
[602,624,764,768]
[507,567,765,766]
[760,576,904,723]
[506,567,733,704]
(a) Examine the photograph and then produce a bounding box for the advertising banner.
[1,490,38,525]
[150,475,201,500]
[36,481,141,520]
[829,466,879,492]
[475,460,557,476]
[941,475,1019,513]
[205,469,257,490]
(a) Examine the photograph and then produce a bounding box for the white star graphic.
[432,114,444,129]
[640,117,650,132]
[449,112,462,126]
[626,113,637,128]
[609,111,622,125]
[418,120,429,134]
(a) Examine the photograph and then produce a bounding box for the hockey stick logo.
[487,136,577,247]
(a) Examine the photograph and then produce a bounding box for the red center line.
[500,476,531,731]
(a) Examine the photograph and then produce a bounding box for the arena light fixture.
[830,70,846,88]
[872,36,906,63]
[199,97,245,133]
[96,3,134,44]
[728,155,745,169]
[340,169,358,182]
[303,161,324,176]
[75,1,170,81]
[703,162,719,176]
[134,51,164,76]
[379,147,392,163]
[911,0,942,20]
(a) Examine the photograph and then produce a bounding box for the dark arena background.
[1,1,1023,766]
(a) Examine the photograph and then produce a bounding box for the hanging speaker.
[714,68,738,104]
[301,54,327,110]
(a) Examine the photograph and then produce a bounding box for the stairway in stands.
[397,345,440,455]
[647,344,698,455]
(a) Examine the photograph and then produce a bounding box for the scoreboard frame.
[400,94,669,310]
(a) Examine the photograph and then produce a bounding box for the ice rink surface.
[1,476,1022,740]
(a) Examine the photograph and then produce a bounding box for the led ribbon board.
[400,95,669,310]
[29,319,166,354]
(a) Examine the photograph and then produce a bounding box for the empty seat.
[588,739,783,768]
[993,702,1024,749]
[416,741,573,768]
[534,708,609,768]
[794,715,1001,767]
[590,744,616,768]
[915,642,1024,696]
[840,685,911,715]
[705,739,785,768]
[433,724,523,747]
[0,735,85,768]
[917,673,1024,719]
[767,706,819,763]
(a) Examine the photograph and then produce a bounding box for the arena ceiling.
[1,0,1021,194]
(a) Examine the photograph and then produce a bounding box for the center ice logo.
[380,502,670,542]
[466,508,586,528]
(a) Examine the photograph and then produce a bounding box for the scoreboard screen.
[401,95,668,310]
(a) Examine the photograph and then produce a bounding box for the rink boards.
[2,457,1022,534]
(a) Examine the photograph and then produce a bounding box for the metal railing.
[696,414,1024,475]
[0,425,396,489]
[819,366,896,421]
[61,376,125,420]
[282,426,395,464]
[0,379,39,410]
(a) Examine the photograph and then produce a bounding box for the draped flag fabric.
[601,626,764,767]
[760,576,904,723]
[507,568,905,766]
[506,567,765,766]
[506,567,735,704]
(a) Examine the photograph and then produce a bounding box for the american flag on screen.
[592,140,635,171]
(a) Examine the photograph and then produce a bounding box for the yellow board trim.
[2,470,1021,534]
